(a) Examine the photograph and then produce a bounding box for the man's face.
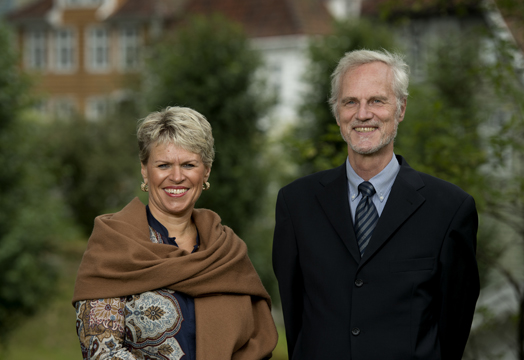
[336,61,406,156]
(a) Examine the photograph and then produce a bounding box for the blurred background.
[0,0,523,359]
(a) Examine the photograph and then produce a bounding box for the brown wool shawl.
[73,197,277,360]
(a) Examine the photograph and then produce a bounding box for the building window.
[85,96,109,120]
[119,26,140,70]
[54,97,77,119]
[65,0,103,7]
[25,29,47,70]
[54,28,75,71]
[87,27,110,71]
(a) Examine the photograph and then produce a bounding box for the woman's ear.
[141,163,148,183]
[204,166,211,182]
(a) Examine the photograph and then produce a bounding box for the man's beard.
[341,117,400,155]
[349,120,398,155]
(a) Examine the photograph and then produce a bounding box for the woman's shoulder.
[97,197,146,222]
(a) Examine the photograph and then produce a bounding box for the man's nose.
[356,103,372,121]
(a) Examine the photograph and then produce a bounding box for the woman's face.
[141,142,210,220]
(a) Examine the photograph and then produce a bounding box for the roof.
[360,0,482,18]
[5,0,332,38]
[109,0,333,37]
[184,0,332,37]
[5,0,53,22]
[107,0,188,21]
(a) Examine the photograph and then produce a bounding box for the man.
[272,49,479,360]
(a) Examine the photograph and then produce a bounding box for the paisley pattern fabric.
[149,226,163,244]
[75,226,192,360]
[76,289,185,360]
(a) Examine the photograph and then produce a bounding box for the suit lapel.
[359,156,426,267]
[316,164,361,263]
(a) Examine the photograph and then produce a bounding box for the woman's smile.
[141,143,210,220]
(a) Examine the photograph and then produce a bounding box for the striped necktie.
[354,181,379,257]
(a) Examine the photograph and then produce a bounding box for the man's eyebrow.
[340,96,357,103]
[371,95,389,101]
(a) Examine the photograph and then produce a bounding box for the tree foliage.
[472,27,524,360]
[0,21,78,349]
[145,15,274,238]
[43,102,142,235]
[394,32,488,209]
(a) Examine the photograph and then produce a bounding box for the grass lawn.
[5,239,86,360]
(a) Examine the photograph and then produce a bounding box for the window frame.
[85,25,111,72]
[85,95,110,121]
[53,27,77,73]
[25,28,48,70]
[119,25,140,71]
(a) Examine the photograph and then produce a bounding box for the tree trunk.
[519,294,524,360]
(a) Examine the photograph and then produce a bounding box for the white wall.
[251,35,310,134]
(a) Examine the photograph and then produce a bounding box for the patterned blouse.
[75,206,198,360]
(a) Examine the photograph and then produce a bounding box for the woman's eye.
[183,164,195,168]
[158,164,169,169]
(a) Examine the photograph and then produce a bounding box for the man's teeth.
[165,188,187,194]
[355,127,375,132]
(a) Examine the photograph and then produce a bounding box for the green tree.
[144,15,273,242]
[43,101,142,235]
[285,18,399,175]
[472,24,524,359]
[485,101,524,360]
[0,21,78,352]
[395,32,488,210]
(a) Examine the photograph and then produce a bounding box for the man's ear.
[398,99,407,123]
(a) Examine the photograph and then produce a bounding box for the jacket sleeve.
[438,195,480,359]
[75,298,138,360]
[272,188,304,359]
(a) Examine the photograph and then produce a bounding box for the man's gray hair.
[329,49,410,118]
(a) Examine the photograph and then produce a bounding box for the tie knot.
[358,181,376,198]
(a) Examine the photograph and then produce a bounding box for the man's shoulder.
[397,156,471,199]
[419,171,471,198]
[280,165,344,193]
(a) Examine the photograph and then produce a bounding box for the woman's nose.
[169,166,184,182]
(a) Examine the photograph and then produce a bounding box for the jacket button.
[352,327,361,336]
[354,279,364,287]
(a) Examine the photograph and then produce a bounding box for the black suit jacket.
[272,155,479,360]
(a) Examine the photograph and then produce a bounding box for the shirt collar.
[146,205,200,251]
[346,154,400,203]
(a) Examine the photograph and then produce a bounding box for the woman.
[72,106,277,360]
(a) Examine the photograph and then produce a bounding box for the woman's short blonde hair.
[137,106,215,168]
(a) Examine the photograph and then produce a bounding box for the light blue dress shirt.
[346,154,400,223]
